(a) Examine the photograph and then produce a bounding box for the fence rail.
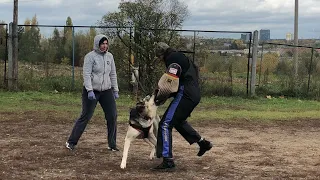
[258,42,320,99]
[1,24,258,98]
[3,24,320,99]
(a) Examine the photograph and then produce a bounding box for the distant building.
[286,33,293,41]
[259,29,270,41]
[241,34,250,42]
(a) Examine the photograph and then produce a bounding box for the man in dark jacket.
[153,42,213,171]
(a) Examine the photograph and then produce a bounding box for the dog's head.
[135,95,158,120]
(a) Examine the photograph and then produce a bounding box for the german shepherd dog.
[120,94,160,169]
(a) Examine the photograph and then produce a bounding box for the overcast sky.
[0,0,320,39]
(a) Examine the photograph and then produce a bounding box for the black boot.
[197,139,213,156]
[152,158,176,171]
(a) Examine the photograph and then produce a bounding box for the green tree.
[49,28,64,64]
[230,39,246,50]
[261,52,279,73]
[98,0,189,93]
[18,15,41,63]
[63,16,73,64]
[275,60,291,76]
[75,28,97,66]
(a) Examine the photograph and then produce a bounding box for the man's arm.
[83,54,94,91]
[154,63,182,106]
[109,54,119,92]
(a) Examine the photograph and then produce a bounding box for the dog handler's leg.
[171,97,201,144]
[156,86,184,159]
[99,89,118,149]
[67,87,98,146]
[120,126,141,169]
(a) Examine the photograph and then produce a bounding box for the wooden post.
[10,0,19,90]
[250,30,259,96]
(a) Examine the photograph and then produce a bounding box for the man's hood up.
[93,34,108,52]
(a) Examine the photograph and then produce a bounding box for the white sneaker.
[65,142,75,150]
[107,147,119,151]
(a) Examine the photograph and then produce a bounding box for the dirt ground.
[1,111,320,180]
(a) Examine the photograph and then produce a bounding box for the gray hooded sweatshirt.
[83,34,119,92]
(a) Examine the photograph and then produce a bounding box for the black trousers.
[156,86,201,158]
[67,87,118,148]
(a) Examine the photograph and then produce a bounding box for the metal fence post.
[258,44,264,86]
[7,23,13,90]
[2,24,8,87]
[307,47,314,93]
[193,31,196,62]
[246,32,253,96]
[72,26,75,90]
[129,27,132,90]
[250,30,259,96]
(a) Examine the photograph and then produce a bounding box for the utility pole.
[294,0,299,78]
[9,0,18,90]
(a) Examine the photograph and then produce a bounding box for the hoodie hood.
[93,34,108,53]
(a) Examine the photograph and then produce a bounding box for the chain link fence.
[126,28,253,97]
[2,24,254,97]
[3,25,133,92]
[257,43,320,99]
[3,24,320,99]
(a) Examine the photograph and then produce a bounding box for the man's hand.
[154,89,169,106]
[88,91,96,100]
[114,91,119,99]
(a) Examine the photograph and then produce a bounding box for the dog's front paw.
[149,149,156,160]
[149,153,155,160]
[149,156,155,160]
[120,163,126,169]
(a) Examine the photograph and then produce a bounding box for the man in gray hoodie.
[66,34,120,151]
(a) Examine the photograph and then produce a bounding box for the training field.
[1,92,320,179]
[1,114,320,179]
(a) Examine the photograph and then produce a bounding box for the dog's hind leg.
[120,126,140,169]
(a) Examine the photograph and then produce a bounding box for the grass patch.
[1,91,320,123]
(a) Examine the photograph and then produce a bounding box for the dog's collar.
[129,121,151,130]
[129,121,151,139]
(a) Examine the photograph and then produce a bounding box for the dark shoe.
[65,142,75,151]
[197,139,213,156]
[108,147,120,152]
[152,158,176,171]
